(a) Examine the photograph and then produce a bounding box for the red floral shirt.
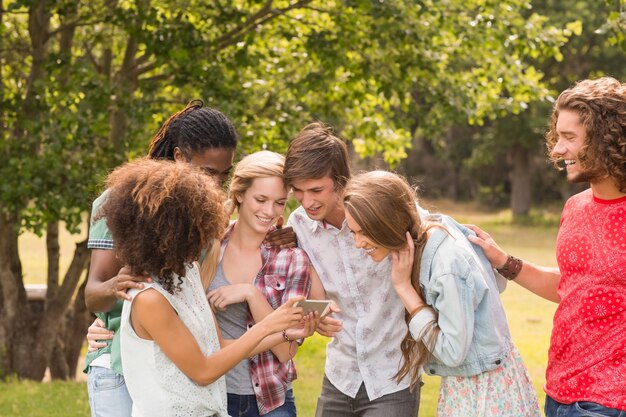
[546,189,626,410]
[220,223,311,415]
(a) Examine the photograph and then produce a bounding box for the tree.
[452,0,626,216]
[0,0,570,379]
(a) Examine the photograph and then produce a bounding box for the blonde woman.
[342,170,540,417]
[206,151,323,417]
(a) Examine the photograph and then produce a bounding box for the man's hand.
[266,217,298,248]
[316,302,342,337]
[86,318,114,352]
[465,224,509,269]
[109,266,152,301]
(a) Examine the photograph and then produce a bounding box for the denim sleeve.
[409,269,478,368]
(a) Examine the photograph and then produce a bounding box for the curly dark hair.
[546,77,626,191]
[98,159,228,294]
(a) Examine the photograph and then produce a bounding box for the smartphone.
[294,299,332,317]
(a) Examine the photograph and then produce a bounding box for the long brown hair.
[343,170,440,389]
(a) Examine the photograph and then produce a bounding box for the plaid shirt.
[220,223,311,415]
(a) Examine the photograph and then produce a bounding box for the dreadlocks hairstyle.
[343,170,440,390]
[546,77,626,191]
[99,159,228,294]
[148,99,238,161]
[283,122,351,190]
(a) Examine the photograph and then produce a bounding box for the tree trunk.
[12,239,90,380]
[510,146,532,217]
[0,211,27,377]
[49,279,92,380]
[47,222,60,298]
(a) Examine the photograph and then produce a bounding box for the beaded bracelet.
[497,254,523,280]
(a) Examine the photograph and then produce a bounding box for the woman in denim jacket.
[343,171,541,417]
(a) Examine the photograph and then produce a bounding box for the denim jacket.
[409,214,513,377]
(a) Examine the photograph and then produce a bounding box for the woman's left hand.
[391,232,415,290]
[207,284,256,311]
[284,311,320,340]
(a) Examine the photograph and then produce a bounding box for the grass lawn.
[2,201,559,417]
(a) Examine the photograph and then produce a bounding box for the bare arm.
[307,267,326,300]
[208,284,305,363]
[465,224,561,303]
[221,313,319,358]
[84,250,152,313]
[132,290,304,386]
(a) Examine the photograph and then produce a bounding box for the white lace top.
[120,264,228,417]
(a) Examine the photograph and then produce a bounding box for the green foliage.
[1,0,572,235]
[427,0,626,208]
[599,0,626,50]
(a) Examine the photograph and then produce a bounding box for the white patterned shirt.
[288,206,410,400]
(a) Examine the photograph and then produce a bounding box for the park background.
[0,0,625,416]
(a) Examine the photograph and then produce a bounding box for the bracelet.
[282,330,293,343]
[497,254,523,280]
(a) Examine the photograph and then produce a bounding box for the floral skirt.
[437,346,541,417]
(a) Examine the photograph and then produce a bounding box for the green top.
[83,190,124,375]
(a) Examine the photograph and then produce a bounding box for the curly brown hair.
[546,77,626,191]
[98,159,227,294]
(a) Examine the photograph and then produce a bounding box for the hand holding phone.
[293,299,332,317]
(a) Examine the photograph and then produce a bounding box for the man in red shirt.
[468,77,626,417]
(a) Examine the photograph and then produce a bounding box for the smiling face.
[345,210,390,262]
[237,176,288,235]
[290,175,345,228]
[551,109,590,184]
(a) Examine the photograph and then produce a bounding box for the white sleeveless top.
[120,264,228,417]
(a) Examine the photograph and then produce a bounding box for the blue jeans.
[227,390,296,417]
[87,366,133,417]
[545,395,626,417]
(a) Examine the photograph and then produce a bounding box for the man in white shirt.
[284,123,420,417]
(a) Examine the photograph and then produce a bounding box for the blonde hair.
[224,150,286,215]
[343,170,439,389]
[201,151,286,285]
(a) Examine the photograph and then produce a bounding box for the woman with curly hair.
[100,159,304,417]
[84,101,239,417]
[469,77,626,416]
[343,170,541,417]
[205,151,324,417]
